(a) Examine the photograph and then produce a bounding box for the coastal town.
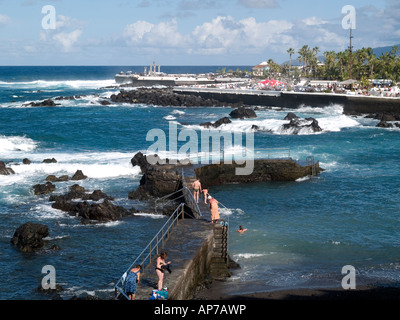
[116,45,400,99]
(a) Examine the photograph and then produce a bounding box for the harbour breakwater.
[174,88,400,115]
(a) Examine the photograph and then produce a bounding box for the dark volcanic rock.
[195,159,321,187]
[43,158,57,164]
[284,112,300,121]
[131,152,151,173]
[0,161,15,175]
[11,222,49,253]
[74,199,130,223]
[71,170,87,180]
[282,117,322,134]
[200,117,232,128]
[26,99,60,107]
[50,184,114,204]
[46,175,69,182]
[376,120,393,128]
[23,158,31,165]
[33,182,56,195]
[110,88,244,108]
[128,164,182,200]
[229,107,257,119]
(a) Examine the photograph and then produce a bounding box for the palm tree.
[287,48,295,75]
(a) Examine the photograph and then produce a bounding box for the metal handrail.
[114,202,185,300]
[154,187,185,214]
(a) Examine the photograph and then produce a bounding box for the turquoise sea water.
[1,66,400,299]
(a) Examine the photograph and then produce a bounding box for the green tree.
[287,48,295,75]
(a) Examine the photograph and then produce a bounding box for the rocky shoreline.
[21,87,400,129]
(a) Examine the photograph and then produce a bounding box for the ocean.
[1,66,400,300]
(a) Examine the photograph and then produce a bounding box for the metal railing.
[114,202,186,300]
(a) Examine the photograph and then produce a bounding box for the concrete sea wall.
[174,88,400,114]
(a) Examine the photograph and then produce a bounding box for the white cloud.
[52,29,82,52]
[123,19,187,48]
[0,14,11,26]
[38,14,85,52]
[192,16,293,54]
[302,17,328,26]
[122,15,295,57]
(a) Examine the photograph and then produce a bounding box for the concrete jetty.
[116,154,320,300]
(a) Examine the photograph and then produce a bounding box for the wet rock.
[50,184,114,204]
[131,152,151,173]
[43,158,57,164]
[46,175,69,182]
[23,158,31,165]
[25,99,61,107]
[229,107,257,119]
[11,222,49,253]
[128,164,182,200]
[282,117,322,134]
[110,88,244,108]
[200,117,232,128]
[0,161,15,175]
[377,120,393,128]
[73,199,131,223]
[71,170,87,180]
[99,100,111,105]
[33,182,56,195]
[283,112,300,121]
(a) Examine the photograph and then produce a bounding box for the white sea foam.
[164,115,177,120]
[296,176,311,182]
[296,104,344,115]
[171,109,185,115]
[0,79,116,90]
[134,212,166,219]
[8,151,141,179]
[234,253,266,259]
[0,135,38,153]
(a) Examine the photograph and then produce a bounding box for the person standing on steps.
[208,196,220,223]
[155,251,171,291]
[192,179,201,203]
[202,187,209,204]
[123,264,142,300]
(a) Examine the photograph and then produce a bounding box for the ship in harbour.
[115,62,248,87]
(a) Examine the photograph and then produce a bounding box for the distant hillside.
[372,44,400,57]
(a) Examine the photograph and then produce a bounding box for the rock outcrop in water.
[110,88,244,108]
[194,159,321,187]
[33,182,56,195]
[229,107,257,119]
[128,163,183,201]
[11,222,49,253]
[0,161,15,175]
[50,184,134,224]
[281,113,322,134]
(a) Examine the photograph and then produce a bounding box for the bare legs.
[156,269,164,291]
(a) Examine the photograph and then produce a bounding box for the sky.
[0,0,399,65]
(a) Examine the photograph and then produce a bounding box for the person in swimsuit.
[123,264,142,300]
[155,251,171,291]
[202,188,209,204]
[237,225,247,233]
[208,196,220,223]
[192,179,201,203]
